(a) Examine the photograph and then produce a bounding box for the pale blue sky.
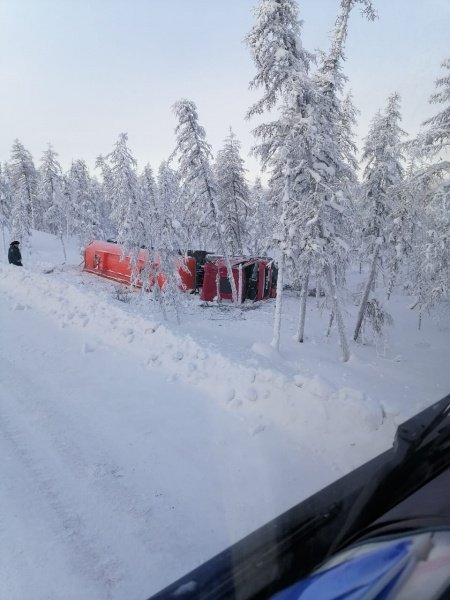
[1,0,449,180]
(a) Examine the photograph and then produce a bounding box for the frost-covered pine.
[94,155,116,238]
[154,161,185,322]
[308,0,376,350]
[106,133,146,283]
[247,178,272,256]
[157,162,183,249]
[39,144,68,260]
[0,163,13,250]
[139,163,159,249]
[318,0,376,96]
[247,0,355,360]
[68,159,102,249]
[411,58,450,163]
[337,91,360,174]
[246,0,314,118]
[9,140,38,246]
[246,0,315,350]
[172,99,238,302]
[215,128,250,255]
[353,93,406,341]
[405,58,450,313]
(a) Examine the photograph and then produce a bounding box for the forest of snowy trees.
[0,0,448,360]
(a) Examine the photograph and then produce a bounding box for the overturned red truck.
[200,255,276,302]
[83,241,277,301]
[83,240,196,291]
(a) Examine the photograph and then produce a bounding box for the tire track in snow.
[0,407,123,599]
[0,306,190,598]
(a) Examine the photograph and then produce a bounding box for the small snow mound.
[251,341,275,359]
[250,424,266,436]
[173,580,197,597]
[246,387,258,402]
[82,342,96,354]
[302,374,336,399]
[12,303,29,311]
[331,388,384,432]
[37,262,56,274]
[173,351,183,361]
[147,353,159,364]
[293,374,306,388]
[223,388,235,404]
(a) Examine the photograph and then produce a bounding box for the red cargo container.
[83,240,196,292]
[200,256,275,302]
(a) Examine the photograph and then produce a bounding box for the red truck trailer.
[83,240,196,292]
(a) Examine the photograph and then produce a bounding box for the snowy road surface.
[0,288,335,600]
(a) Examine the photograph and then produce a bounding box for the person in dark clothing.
[8,241,23,266]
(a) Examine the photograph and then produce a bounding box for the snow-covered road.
[0,283,335,599]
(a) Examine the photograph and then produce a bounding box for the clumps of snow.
[297,374,336,398]
[293,374,306,387]
[82,342,96,354]
[224,387,235,403]
[0,261,393,468]
[12,302,30,311]
[251,341,276,359]
[246,387,258,402]
[173,580,197,597]
[329,388,384,432]
[250,424,266,436]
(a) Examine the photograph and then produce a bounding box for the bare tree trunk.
[1,225,6,253]
[216,226,238,303]
[196,143,238,304]
[353,246,379,342]
[59,234,67,262]
[295,269,310,343]
[153,281,167,320]
[271,253,284,351]
[238,263,243,304]
[386,273,395,301]
[326,311,334,337]
[324,264,349,362]
[215,271,221,304]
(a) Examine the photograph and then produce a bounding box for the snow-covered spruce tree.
[94,155,116,238]
[155,161,185,322]
[106,133,146,284]
[246,0,365,360]
[307,0,375,348]
[405,58,450,313]
[171,99,238,303]
[0,163,12,251]
[68,159,102,249]
[139,163,159,249]
[157,161,184,249]
[9,140,38,246]
[39,144,68,260]
[246,0,314,350]
[247,178,272,256]
[215,128,250,255]
[353,93,406,342]
[384,158,421,300]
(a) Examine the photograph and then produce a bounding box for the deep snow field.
[1,230,449,600]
